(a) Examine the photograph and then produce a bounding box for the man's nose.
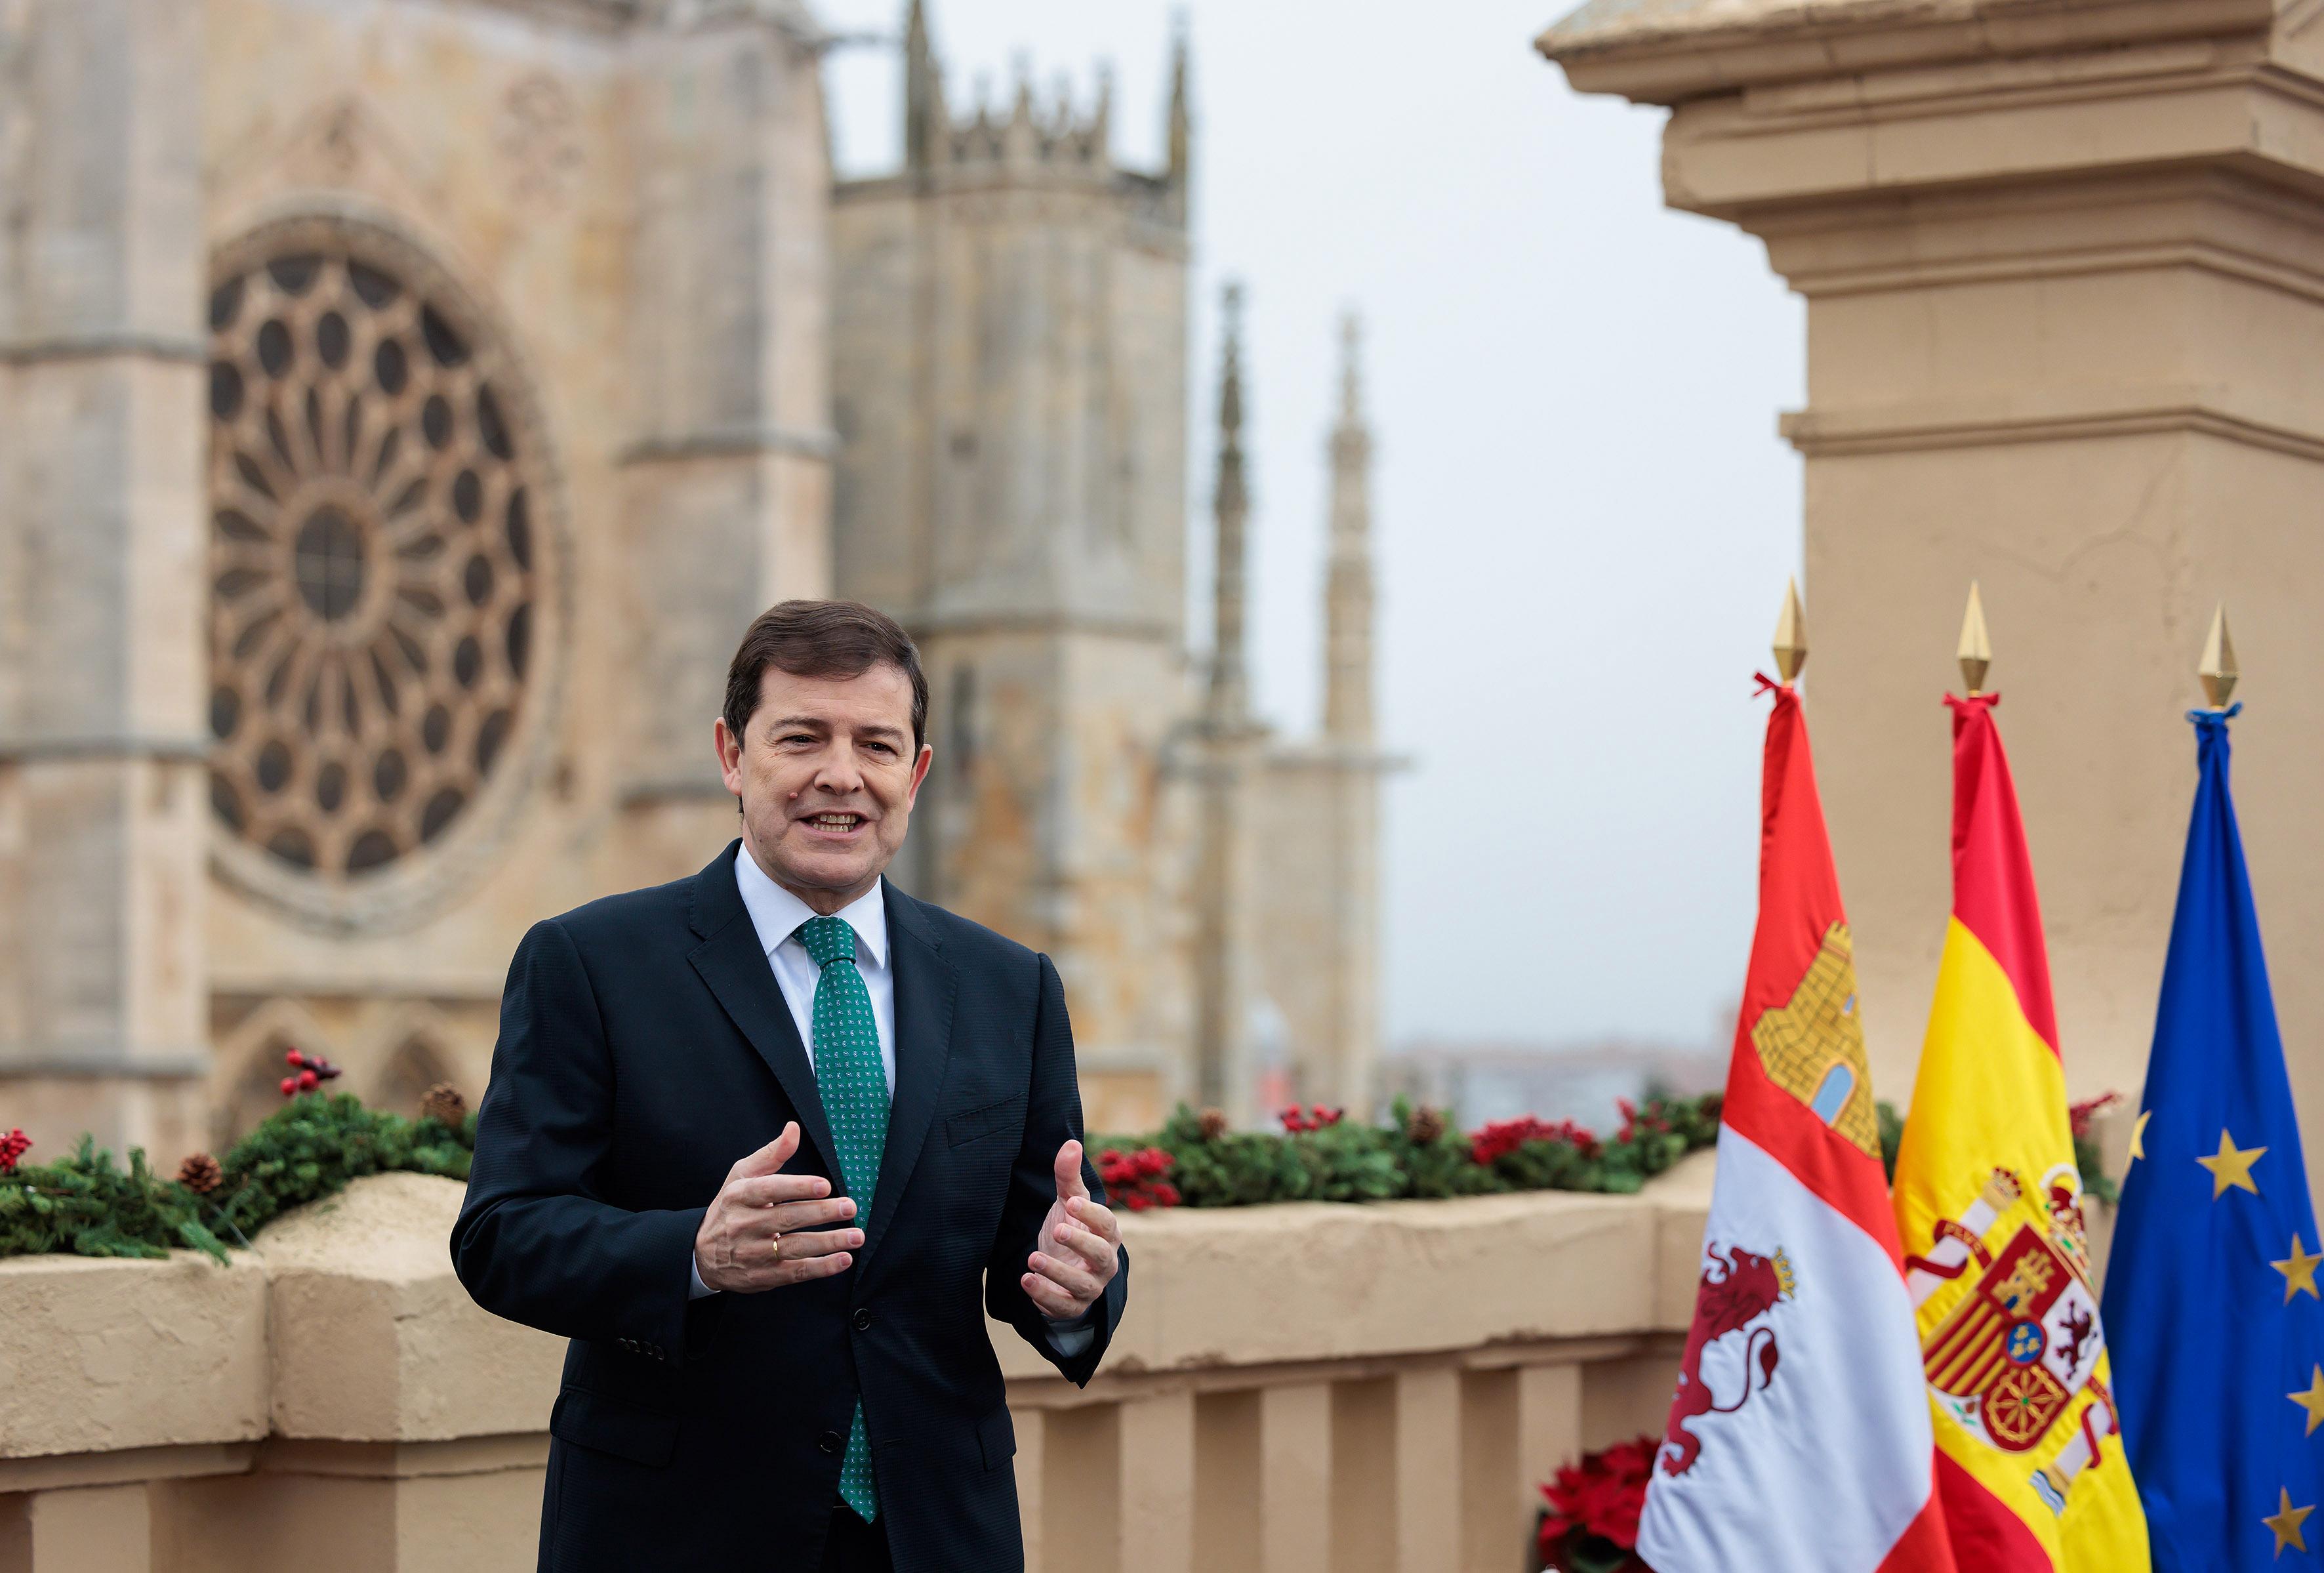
[813,745,865,793]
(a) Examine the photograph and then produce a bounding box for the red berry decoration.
[0,1128,30,1174]
[277,1050,344,1096]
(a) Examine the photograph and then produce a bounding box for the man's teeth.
[809,814,861,828]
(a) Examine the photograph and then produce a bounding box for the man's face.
[714,663,931,912]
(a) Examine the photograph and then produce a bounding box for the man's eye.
[777,733,814,746]
[866,742,895,756]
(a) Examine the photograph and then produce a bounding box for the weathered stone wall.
[0,0,831,1156]
[0,1160,1711,1572]
[0,0,213,1164]
[1252,748,1383,1116]
[830,75,1198,1130]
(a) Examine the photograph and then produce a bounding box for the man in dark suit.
[451,600,1129,1572]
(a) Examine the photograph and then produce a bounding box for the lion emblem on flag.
[1660,1242,1794,1477]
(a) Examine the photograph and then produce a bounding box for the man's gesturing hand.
[1021,1139,1120,1321]
[693,1122,863,1294]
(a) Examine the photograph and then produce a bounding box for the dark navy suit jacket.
[450,842,1128,1572]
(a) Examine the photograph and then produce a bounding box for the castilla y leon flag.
[1639,677,1955,1573]
[1892,693,2150,1569]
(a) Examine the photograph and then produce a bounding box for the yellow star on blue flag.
[2104,704,2323,1570]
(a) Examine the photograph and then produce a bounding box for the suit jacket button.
[852,1308,874,1332]
[819,1431,842,1456]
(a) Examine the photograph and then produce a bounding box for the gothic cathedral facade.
[0,0,1389,1154]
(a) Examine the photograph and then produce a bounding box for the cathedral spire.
[1208,282,1249,725]
[903,0,943,171]
[1165,15,1191,213]
[1323,311,1375,743]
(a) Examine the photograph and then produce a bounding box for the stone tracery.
[205,220,546,886]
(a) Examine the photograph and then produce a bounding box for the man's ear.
[905,743,933,806]
[714,716,746,803]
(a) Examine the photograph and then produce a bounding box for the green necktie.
[798,915,887,1522]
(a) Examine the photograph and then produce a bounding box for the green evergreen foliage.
[1388,1100,1499,1201]
[0,1094,476,1263]
[214,1093,472,1235]
[0,1139,229,1262]
[1,1084,1720,1260]
[1120,1093,1724,1210]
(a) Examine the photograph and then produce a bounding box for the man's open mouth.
[802,812,868,834]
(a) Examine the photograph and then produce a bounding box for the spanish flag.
[1892,693,2150,1568]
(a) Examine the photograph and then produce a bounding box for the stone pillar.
[616,1,834,877]
[1116,1393,1196,1572]
[8,1483,153,1573]
[1540,0,2324,1177]
[1257,1381,1333,1573]
[0,0,209,1159]
[1392,1369,1461,1573]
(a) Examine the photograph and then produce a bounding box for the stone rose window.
[206,216,561,928]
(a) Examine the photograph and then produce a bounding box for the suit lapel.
[685,842,842,1181]
[858,883,957,1277]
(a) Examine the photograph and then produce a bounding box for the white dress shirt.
[690,848,1097,1353]
[733,846,897,1093]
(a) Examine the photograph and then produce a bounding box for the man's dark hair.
[723,600,929,753]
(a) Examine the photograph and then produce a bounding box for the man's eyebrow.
[763,715,830,733]
[853,722,907,740]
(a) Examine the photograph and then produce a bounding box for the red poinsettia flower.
[1537,1434,1656,1570]
[1096,1145,1179,1210]
[1471,1115,1600,1167]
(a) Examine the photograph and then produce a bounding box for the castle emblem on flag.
[1906,1167,2122,1515]
[1660,1242,1795,1477]
[1749,922,1879,1158]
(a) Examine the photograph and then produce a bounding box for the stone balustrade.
[0,1156,1711,1572]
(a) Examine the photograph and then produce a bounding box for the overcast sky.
[820,0,1807,1053]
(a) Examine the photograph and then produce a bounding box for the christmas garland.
[1092,1094,1724,1211]
[0,1084,475,1263]
[0,1086,1726,1261]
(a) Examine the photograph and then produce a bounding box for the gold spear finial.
[1771,577,1808,685]
[2199,602,2238,708]
[1957,581,1991,695]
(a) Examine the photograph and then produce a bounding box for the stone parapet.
[0,1159,1712,1570]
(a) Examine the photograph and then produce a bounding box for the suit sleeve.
[985,950,1128,1386]
[450,918,709,1361]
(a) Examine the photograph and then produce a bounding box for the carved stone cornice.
[1538,0,2277,104]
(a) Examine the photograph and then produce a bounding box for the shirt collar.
[733,844,889,969]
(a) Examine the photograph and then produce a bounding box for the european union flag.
[2104,705,2322,1568]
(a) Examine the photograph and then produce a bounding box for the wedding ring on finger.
[767,1231,783,1267]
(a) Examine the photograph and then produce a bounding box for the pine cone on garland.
[1406,1105,1448,1146]
[1197,1107,1231,1141]
[178,1152,222,1195]
[420,1082,466,1127]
